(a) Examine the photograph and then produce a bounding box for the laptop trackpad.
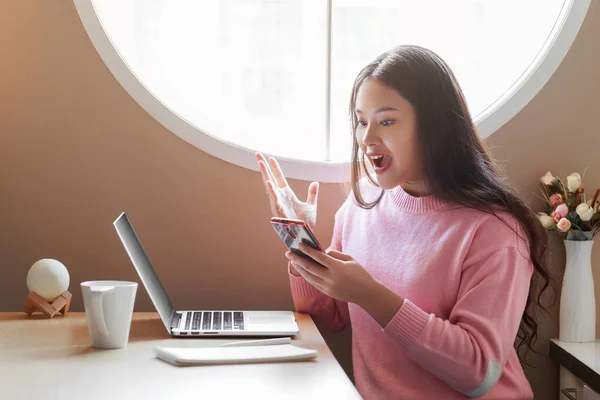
[248,317,292,325]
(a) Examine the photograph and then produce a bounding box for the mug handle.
[90,286,115,337]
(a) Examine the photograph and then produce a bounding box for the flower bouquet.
[540,172,600,343]
[537,171,600,241]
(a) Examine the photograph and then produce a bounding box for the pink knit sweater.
[289,184,534,399]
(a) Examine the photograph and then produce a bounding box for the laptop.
[113,212,299,337]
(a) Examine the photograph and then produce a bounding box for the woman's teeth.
[371,155,387,167]
[370,155,392,173]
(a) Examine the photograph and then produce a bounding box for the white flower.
[576,203,595,222]
[537,213,556,229]
[566,172,582,192]
[540,172,556,186]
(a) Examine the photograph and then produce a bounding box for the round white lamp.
[24,259,72,318]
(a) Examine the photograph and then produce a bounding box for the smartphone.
[270,217,324,262]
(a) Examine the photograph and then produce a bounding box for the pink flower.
[557,218,572,232]
[549,193,563,208]
[555,203,569,218]
[552,212,561,222]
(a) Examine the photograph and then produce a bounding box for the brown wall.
[2,1,599,398]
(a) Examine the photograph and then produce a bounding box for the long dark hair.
[348,45,551,363]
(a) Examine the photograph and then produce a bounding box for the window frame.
[74,0,591,183]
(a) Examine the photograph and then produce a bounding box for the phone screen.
[270,218,323,262]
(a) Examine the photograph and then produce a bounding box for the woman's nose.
[361,124,378,147]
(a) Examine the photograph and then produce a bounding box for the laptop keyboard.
[202,312,212,330]
[171,312,182,330]
[233,312,244,330]
[192,312,201,330]
[223,312,232,330]
[177,311,244,331]
[213,312,222,330]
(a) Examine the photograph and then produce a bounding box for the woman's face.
[354,78,424,194]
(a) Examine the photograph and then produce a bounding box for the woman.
[257,45,549,399]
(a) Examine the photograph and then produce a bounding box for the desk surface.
[550,338,600,394]
[0,312,360,400]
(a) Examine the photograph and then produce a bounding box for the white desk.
[550,339,600,399]
[0,312,361,400]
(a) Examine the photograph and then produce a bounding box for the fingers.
[257,159,277,189]
[257,152,290,192]
[265,180,278,199]
[296,264,326,288]
[306,181,319,206]
[295,266,326,292]
[256,153,278,186]
[289,261,303,277]
[296,243,334,268]
[268,157,289,189]
[286,251,328,281]
[265,180,286,214]
[325,249,353,262]
[257,160,280,207]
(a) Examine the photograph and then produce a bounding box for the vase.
[559,239,596,342]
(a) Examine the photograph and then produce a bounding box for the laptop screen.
[113,212,175,331]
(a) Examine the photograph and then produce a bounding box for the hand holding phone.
[270,217,324,265]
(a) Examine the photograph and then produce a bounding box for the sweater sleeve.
[288,205,351,335]
[383,246,533,397]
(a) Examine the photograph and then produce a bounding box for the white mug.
[81,280,138,349]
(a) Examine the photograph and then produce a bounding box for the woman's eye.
[357,120,367,127]
[380,120,395,126]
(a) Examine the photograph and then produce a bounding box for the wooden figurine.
[24,290,72,318]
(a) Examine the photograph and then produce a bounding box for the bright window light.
[76,0,589,181]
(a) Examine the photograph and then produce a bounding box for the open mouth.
[369,154,393,173]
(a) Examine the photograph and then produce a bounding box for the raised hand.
[256,152,319,229]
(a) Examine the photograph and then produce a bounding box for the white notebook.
[155,344,318,366]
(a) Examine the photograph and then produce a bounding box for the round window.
[75,0,590,181]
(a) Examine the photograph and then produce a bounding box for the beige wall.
[2,1,600,398]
